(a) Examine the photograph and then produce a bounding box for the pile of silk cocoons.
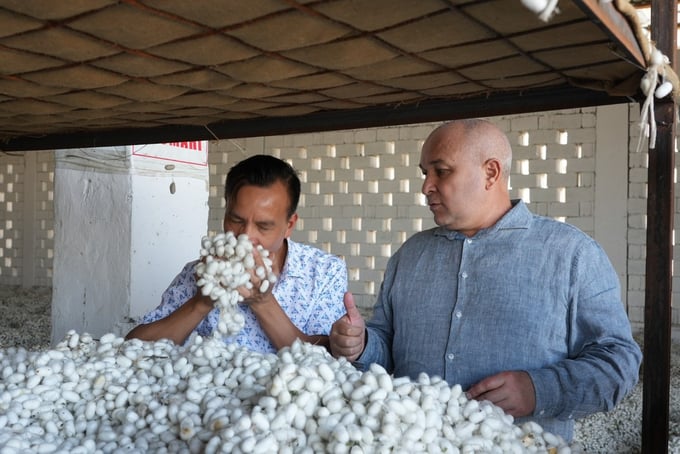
[0,330,573,453]
[196,232,277,336]
[0,232,572,452]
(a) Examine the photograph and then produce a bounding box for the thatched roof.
[0,0,673,150]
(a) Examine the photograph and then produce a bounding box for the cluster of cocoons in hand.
[196,232,277,337]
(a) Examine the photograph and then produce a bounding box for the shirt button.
[455,311,462,319]
[539,410,545,416]
[466,239,473,244]
[447,353,455,360]
[461,272,468,279]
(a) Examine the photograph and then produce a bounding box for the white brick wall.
[0,151,54,286]
[33,152,55,286]
[0,154,23,285]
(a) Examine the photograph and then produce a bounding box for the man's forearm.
[249,295,313,350]
[126,294,212,345]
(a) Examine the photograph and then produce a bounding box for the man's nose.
[422,175,434,194]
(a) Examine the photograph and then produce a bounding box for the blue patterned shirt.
[356,200,642,442]
[142,238,348,353]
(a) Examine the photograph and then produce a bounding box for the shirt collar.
[434,199,531,240]
[280,237,303,278]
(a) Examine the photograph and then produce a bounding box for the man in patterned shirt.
[126,155,348,353]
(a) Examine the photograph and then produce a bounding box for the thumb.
[343,292,362,326]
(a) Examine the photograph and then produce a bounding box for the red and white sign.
[132,141,208,166]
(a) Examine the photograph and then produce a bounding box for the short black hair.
[224,154,301,217]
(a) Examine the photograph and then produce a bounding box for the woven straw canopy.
[0,0,666,150]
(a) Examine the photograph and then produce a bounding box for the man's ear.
[285,213,299,237]
[484,158,502,190]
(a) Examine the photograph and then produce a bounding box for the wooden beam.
[578,0,647,67]
[642,1,677,453]
[0,86,630,152]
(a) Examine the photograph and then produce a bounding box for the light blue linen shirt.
[357,200,642,442]
[141,238,348,353]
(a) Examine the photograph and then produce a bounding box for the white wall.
[52,165,133,344]
[594,105,629,306]
[128,174,210,321]
[50,145,209,344]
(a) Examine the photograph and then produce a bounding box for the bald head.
[426,119,513,180]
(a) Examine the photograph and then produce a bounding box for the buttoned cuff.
[529,368,580,422]
[352,328,373,372]
[527,368,559,419]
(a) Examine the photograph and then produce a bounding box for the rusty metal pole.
[642,1,677,453]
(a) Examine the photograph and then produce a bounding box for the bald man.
[330,119,641,442]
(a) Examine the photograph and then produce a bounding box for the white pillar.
[52,142,209,344]
[595,104,628,307]
[21,152,37,287]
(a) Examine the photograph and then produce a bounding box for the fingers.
[260,248,280,277]
[236,271,272,305]
[333,293,365,338]
[329,322,364,360]
[268,250,280,276]
[466,371,536,418]
[237,283,272,306]
[343,292,363,326]
[332,341,363,360]
[466,377,503,410]
[237,248,278,303]
[466,374,504,400]
[330,293,366,361]
[331,316,363,338]
[467,374,516,414]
